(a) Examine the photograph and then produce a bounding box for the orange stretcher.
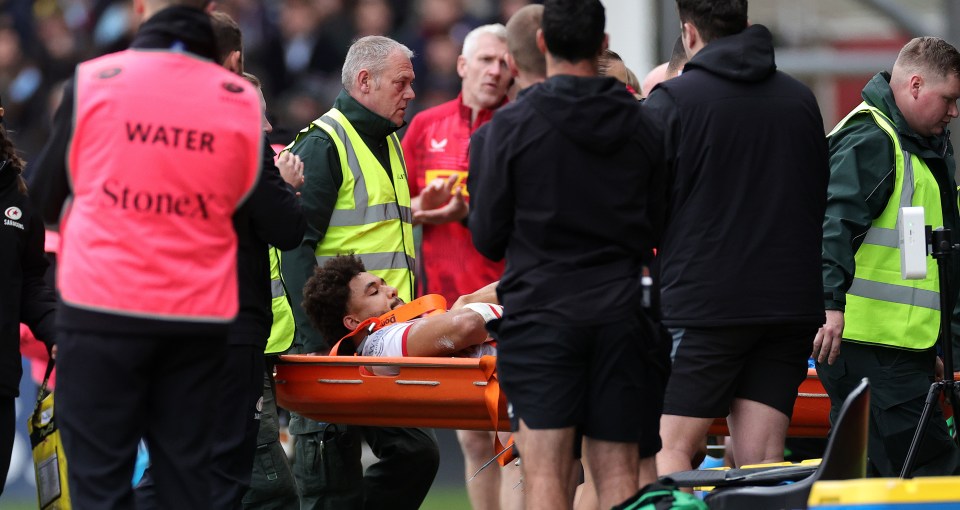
[275,354,509,431]
[275,294,837,438]
[275,356,834,437]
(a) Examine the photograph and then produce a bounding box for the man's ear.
[601,33,609,53]
[910,74,923,100]
[133,0,146,17]
[505,52,519,78]
[681,21,699,57]
[357,69,372,94]
[223,50,242,74]
[456,54,468,79]
[344,314,361,331]
[536,28,547,55]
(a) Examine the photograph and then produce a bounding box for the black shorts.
[492,312,671,457]
[663,324,815,419]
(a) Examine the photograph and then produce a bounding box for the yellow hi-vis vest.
[828,102,943,350]
[308,108,415,302]
[266,246,295,355]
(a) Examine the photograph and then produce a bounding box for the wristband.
[463,303,503,323]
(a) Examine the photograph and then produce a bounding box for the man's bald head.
[152,0,210,8]
[641,62,669,97]
[135,0,211,20]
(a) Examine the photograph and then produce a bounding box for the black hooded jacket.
[469,75,667,325]
[231,141,304,348]
[644,25,828,327]
[0,163,56,397]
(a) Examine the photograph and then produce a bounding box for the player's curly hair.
[302,254,365,348]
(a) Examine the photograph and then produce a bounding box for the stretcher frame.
[275,355,834,438]
[276,354,510,431]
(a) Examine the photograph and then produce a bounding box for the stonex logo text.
[101,179,217,219]
[125,122,215,153]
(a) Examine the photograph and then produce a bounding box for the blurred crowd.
[0,0,538,164]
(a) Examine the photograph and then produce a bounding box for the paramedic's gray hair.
[461,24,507,59]
[342,36,414,91]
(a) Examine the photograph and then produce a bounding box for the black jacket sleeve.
[20,211,57,347]
[642,87,681,196]
[468,119,513,262]
[245,139,306,251]
[29,78,74,227]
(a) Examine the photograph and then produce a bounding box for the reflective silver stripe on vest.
[387,134,413,224]
[860,110,916,247]
[388,133,407,176]
[862,227,898,248]
[329,203,413,227]
[901,150,915,210]
[316,252,415,272]
[271,279,285,299]
[847,277,940,310]
[318,114,367,217]
[318,115,411,227]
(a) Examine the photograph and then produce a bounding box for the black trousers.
[243,361,299,509]
[817,341,960,477]
[209,344,265,509]
[293,423,439,510]
[56,329,226,510]
[0,396,13,498]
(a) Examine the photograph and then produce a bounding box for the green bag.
[613,482,708,510]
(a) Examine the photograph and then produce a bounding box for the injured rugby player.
[302,254,500,375]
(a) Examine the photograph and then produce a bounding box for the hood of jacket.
[526,74,644,153]
[861,71,951,159]
[684,24,776,83]
[129,6,219,62]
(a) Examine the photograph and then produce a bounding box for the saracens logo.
[3,206,24,230]
[97,67,122,79]
[222,81,244,94]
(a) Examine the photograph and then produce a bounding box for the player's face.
[346,272,403,322]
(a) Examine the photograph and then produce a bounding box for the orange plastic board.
[708,369,832,438]
[277,358,835,435]
[275,355,510,431]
